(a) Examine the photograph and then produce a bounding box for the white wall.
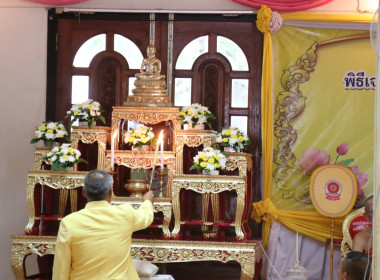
[0,8,47,278]
[0,0,375,278]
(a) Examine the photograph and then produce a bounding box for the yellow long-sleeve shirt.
[53,200,154,280]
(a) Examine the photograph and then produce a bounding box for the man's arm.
[352,231,368,252]
[133,191,154,231]
[52,219,72,280]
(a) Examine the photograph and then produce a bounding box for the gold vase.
[125,179,149,198]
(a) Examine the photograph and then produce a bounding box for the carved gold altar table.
[25,170,87,235]
[174,130,216,174]
[105,150,176,197]
[171,175,247,240]
[11,235,262,280]
[70,126,111,169]
[111,106,181,138]
[111,196,172,239]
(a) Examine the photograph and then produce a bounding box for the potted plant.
[178,103,216,130]
[43,143,86,171]
[66,99,106,128]
[215,127,250,152]
[123,125,157,151]
[190,147,227,175]
[30,121,70,148]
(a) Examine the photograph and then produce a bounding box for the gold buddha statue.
[123,44,172,107]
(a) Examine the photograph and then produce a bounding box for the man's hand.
[143,191,154,203]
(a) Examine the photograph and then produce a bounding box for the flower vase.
[224,146,239,153]
[202,170,219,175]
[132,145,151,152]
[57,166,74,171]
[184,123,205,130]
[78,120,88,127]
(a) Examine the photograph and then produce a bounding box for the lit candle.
[111,130,117,169]
[296,230,299,262]
[152,130,163,169]
[150,130,163,189]
[160,132,164,169]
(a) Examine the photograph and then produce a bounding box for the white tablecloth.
[140,275,175,280]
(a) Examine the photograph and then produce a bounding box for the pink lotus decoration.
[336,142,348,156]
[349,166,367,196]
[299,148,330,176]
[299,142,368,195]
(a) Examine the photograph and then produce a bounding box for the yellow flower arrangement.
[123,125,157,149]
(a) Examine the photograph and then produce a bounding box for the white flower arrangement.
[123,125,157,149]
[178,103,216,129]
[43,143,86,171]
[30,121,69,148]
[66,99,106,128]
[215,127,250,152]
[190,147,227,174]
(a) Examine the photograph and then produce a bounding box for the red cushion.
[349,216,371,239]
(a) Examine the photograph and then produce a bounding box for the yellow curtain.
[255,8,373,248]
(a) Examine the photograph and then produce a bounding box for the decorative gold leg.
[235,186,246,240]
[171,187,181,238]
[202,193,211,237]
[97,142,106,169]
[25,185,36,234]
[210,193,220,237]
[58,189,69,217]
[162,205,172,239]
[10,243,25,280]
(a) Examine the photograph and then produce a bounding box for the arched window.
[174,35,250,134]
[69,33,143,125]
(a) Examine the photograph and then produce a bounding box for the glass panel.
[127,120,140,130]
[73,34,106,67]
[129,77,137,96]
[71,75,89,104]
[174,78,192,107]
[176,36,208,70]
[231,116,248,134]
[231,79,249,108]
[114,34,143,69]
[217,36,248,71]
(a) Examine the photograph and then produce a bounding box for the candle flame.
[158,130,164,143]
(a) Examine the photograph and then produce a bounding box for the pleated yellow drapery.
[255,5,274,249]
[254,7,373,248]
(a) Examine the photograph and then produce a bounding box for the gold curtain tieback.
[256,5,272,33]
[251,198,278,223]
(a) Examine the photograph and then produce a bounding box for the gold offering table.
[171,174,247,241]
[25,170,87,235]
[11,235,262,280]
[70,126,111,169]
[111,196,172,239]
[174,129,216,174]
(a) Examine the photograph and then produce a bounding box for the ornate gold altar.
[11,235,262,280]
[12,43,261,280]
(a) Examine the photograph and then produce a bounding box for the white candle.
[296,230,299,262]
[152,130,163,169]
[111,131,117,169]
[160,132,164,169]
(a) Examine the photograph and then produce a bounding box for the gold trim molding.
[11,235,262,280]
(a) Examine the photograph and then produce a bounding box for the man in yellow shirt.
[52,169,154,280]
